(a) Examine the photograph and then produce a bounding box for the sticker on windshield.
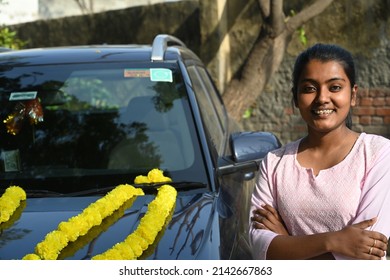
[150,68,173,82]
[124,69,150,78]
[2,150,21,172]
[9,91,37,101]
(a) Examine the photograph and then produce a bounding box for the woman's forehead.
[299,59,349,82]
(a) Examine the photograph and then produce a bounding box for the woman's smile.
[312,108,335,116]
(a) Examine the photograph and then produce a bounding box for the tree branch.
[270,0,285,36]
[258,0,270,18]
[286,0,334,32]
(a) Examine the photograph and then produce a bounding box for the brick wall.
[352,88,390,138]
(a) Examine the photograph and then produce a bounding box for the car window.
[187,66,224,154]
[196,67,227,132]
[0,62,207,192]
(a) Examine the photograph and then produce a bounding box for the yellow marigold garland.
[0,186,26,224]
[134,168,172,184]
[139,200,175,260]
[21,168,176,260]
[92,169,176,259]
[91,184,177,260]
[58,197,138,260]
[0,201,26,232]
[23,184,144,260]
[1,168,177,260]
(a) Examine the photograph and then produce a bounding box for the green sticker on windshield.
[150,68,173,82]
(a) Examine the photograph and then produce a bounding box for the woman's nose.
[316,87,330,103]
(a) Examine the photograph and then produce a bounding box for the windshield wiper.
[65,186,116,197]
[63,181,207,197]
[24,189,65,198]
[136,181,207,193]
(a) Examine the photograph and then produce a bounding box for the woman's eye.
[330,85,342,91]
[301,86,316,93]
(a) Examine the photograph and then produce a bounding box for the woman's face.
[295,59,357,134]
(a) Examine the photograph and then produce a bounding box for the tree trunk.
[222,0,334,122]
[223,31,289,121]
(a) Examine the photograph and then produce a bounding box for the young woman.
[249,43,390,260]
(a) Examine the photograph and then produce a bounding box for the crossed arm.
[251,205,388,260]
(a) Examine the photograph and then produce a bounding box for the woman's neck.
[297,127,360,175]
[302,127,359,151]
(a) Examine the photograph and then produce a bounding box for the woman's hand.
[331,218,388,260]
[251,204,289,235]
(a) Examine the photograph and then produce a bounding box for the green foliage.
[297,26,307,46]
[289,10,308,46]
[242,107,253,119]
[0,27,27,49]
[58,78,118,111]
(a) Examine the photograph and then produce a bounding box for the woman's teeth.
[313,109,333,115]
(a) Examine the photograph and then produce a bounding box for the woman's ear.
[351,85,358,106]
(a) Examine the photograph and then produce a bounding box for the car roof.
[0,34,201,65]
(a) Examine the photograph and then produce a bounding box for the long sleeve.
[334,143,390,260]
[248,155,279,260]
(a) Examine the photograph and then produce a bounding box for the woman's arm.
[252,208,387,260]
[333,144,390,259]
[249,155,279,260]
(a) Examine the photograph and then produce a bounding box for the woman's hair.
[291,43,356,128]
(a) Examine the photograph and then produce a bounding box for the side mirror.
[231,131,281,162]
[217,131,281,178]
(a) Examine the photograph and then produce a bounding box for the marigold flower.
[36,230,68,260]
[147,168,172,183]
[22,254,41,260]
[0,186,26,224]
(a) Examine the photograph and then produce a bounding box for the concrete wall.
[198,0,261,93]
[0,0,191,25]
[11,1,200,52]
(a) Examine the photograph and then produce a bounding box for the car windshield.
[0,61,208,194]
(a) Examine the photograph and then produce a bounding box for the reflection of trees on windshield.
[0,64,46,95]
[109,78,187,171]
[0,75,23,94]
[17,110,161,171]
[0,74,163,174]
[61,78,117,110]
[0,227,31,251]
[108,122,161,170]
[151,77,186,113]
[0,201,30,252]
[0,68,191,189]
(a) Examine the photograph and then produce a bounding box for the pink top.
[249,133,390,260]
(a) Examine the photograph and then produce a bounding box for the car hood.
[0,191,220,260]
